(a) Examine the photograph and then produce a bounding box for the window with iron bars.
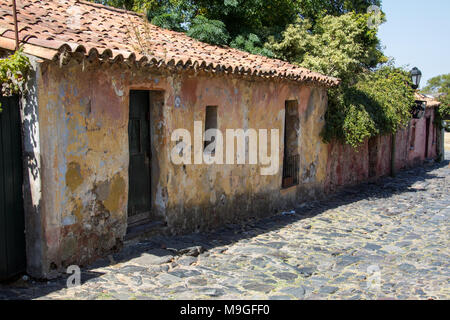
[282,154,300,188]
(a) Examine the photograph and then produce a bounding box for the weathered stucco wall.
[324,109,438,192]
[31,59,329,277]
[36,61,130,276]
[370,134,393,178]
[325,139,369,193]
[395,107,437,171]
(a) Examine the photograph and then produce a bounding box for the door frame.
[127,90,152,227]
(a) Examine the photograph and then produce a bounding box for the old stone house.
[0,0,441,280]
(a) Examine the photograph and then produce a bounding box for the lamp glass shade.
[411,67,422,88]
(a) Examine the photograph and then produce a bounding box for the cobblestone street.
[1,151,449,300]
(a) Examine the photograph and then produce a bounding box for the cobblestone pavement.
[1,155,449,300]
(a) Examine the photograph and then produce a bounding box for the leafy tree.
[186,15,230,46]
[437,94,450,121]
[297,0,382,21]
[230,34,275,57]
[194,0,382,42]
[322,66,415,147]
[267,13,386,84]
[422,74,450,95]
[151,12,185,32]
[193,0,300,42]
[422,74,450,122]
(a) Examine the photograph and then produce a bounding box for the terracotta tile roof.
[0,0,339,86]
[415,92,441,108]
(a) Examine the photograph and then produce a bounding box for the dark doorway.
[204,106,218,154]
[282,100,300,189]
[0,95,26,281]
[128,91,152,226]
[425,117,431,159]
[368,137,378,178]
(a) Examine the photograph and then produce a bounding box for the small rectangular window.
[204,106,218,154]
[282,100,300,188]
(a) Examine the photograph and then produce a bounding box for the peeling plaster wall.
[395,108,437,170]
[37,61,130,277]
[32,59,329,277]
[325,139,369,193]
[393,108,437,171]
[377,135,394,177]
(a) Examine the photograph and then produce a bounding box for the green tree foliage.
[437,95,450,121]
[186,15,230,46]
[422,73,450,95]
[140,0,196,27]
[0,49,31,112]
[266,13,385,83]
[422,74,450,122]
[151,12,185,32]
[193,0,300,42]
[230,34,274,57]
[297,0,382,21]
[322,67,415,147]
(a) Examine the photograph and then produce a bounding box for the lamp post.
[410,67,422,90]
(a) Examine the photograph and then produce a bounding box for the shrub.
[322,66,415,147]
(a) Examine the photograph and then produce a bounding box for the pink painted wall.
[325,108,438,192]
[395,108,437,171]
[325,139,369,193]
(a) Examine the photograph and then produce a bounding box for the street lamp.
[410,67,422,90]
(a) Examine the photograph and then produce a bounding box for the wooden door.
[0,95,26,281]
[128,91,152,225]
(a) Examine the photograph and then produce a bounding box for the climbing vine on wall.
[321,66,415,148]
[435,94,450,128]
[0,48,31,112]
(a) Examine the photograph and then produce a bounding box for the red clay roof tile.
[0,0,339,86]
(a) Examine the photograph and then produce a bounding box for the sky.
[378,0,450,88]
